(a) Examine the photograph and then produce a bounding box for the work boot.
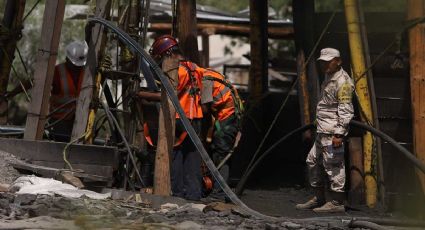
[313,192,345,213]
[295,188,325,210]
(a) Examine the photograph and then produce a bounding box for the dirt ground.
[0,150,423,230]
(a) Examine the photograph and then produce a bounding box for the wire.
[23,0,41,22]
[240,11,337,181]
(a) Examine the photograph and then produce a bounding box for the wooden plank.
[349,137,365,205]
[32,161,114,178]
[201,34,210,67]
[154,56,178,196]
[11,161,110,182]
[177,0,200,64]
[0,138,119,167]
[24,0,65,140]
[149,22,294,39]
[71,0,111,141]
[248,0,268,101]
[407,0,425,194]
[0,0,26,124]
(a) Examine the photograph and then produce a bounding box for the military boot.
[313,192,345,213]
[295,188,325,210]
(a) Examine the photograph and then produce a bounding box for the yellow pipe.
[85,71,102,144]
[344,0,377,207]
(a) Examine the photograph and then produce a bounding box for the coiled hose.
[235,120,425,196]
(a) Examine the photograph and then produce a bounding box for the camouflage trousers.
[306,133,346,192]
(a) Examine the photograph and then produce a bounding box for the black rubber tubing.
[235,120,425,196]
[87,18,280,221]
[349,220,386,230]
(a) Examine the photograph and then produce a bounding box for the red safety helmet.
[149,35,179,59]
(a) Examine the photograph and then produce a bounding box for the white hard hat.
[317,48,340,61]
[66,41,88,67]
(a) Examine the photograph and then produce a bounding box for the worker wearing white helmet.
[49,41,88,142]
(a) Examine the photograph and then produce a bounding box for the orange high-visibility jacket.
[50,63,84,120]
[202,69,235,121]
[177,61,203,119]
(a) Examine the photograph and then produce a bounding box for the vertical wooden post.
[407,0,425,195]
[24,0,65,140]
[249,0,268,101]
[154,56,178,196]
[71,0,111,141]
[177,0,200,64]
[201,33,210,67]
[293,0,319,121]
[0,0,26,125]
[349,137,365,205]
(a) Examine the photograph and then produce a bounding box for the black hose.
[301,216,425,228]
[235,124,315,195]
[87,18,280,221]
[350,120,425,173]
[236,120,425,196]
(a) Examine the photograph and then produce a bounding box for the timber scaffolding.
[0,0,424,222]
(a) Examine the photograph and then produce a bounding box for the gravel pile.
[0,150,21,184]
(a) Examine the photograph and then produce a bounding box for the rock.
[306,224,317,230]
[175,220,203,229]
[282,221,302,229]
[14,194,37,205]
[143,213,169,223]
[57,171,84,189]
[25,204,49,217]
[190,203,206,212]
[0,198,10,210]
[160,203,179,213]
[0,183,9,192]
[204,202,237,213]
[231,207,251,218]
[265,223,277,230]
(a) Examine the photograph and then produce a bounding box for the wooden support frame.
[177,0,200,64]
[407,0,425,195]
[24,0,65,140]
[248,0,268,101]
[71,0,111,141]
[154,56,179,196]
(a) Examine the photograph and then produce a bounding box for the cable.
[235,121,425,196]
[88,17,281,221]
[240,10,337,189]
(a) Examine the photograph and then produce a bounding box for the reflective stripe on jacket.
[202,70,235,121]
[177,61,203,119]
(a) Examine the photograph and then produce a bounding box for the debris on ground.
[0,150,21,185]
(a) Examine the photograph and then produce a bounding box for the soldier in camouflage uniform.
[296,48,354,213]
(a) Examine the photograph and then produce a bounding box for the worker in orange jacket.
[49,41,88,142]
[200,68,243,198]
[137,35,204,200]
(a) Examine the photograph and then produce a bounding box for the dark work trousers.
[171,119,203,201]
[210,114,239,194]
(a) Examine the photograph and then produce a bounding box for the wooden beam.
[154,56,179,196]
[0,0,26,124]
[71,0,111,141]
[249,0,268,101]
[407,0,425,195]
[149,22,294,39]
[201,34,209,67]
[348,137,365,205]
[24,0,65,140]
[177,0,200,64]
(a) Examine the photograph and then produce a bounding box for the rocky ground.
[0,150,423,229]
[0,150,21,185]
